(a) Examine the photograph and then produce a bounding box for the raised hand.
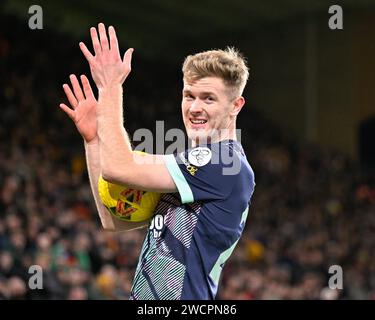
[60,74,98,143]
[79,23,133,89]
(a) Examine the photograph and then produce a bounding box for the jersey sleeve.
[163,145,242,204]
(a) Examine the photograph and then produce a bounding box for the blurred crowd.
[0,16,374,300]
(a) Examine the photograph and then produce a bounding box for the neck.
[191,126,237,147]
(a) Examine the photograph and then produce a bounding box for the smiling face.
[182,77,244,146]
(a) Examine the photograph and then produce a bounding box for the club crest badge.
[188,147,212,167]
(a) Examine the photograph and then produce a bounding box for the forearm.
[85,137,149,232]
[96,85,176,193]
[84,137,116,230]
[97,85,133,181]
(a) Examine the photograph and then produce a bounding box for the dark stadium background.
[0,0,374,300]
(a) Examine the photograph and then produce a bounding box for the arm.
[85,138,115,229]
[98,85,176,193]
[60,75,148,231]
[80,23,177,193]
[85,138,148,231]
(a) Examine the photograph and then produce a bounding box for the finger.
[98,23,109,52]
[80,75,95,100]
[79,42,95,64]
[108,25,119,54]
[62,84,78,109]
[122,48,133,73]
[90,27,102,56]
[69,74,85,101]
[59,103,75,120]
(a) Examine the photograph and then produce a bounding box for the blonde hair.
[182,47,249,98]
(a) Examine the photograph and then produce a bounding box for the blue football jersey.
[130,140,255,300]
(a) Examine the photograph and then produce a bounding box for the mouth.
[190,118,207,125]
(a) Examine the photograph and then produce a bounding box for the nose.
[189,99,203,113]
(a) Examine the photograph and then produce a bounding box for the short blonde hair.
[182,47,249,98]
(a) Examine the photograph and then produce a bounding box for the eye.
[184,94,194,101]
[205,96,215,103]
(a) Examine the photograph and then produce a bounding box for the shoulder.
[180,140,253,181]
[164,140,254,203]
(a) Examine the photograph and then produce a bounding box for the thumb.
[122,48,133,73]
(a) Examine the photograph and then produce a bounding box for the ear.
[230,96,245,116]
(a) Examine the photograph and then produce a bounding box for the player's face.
[182,77,240,145]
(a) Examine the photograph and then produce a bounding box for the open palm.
[60,74,98,143]
[79,23,133,89]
